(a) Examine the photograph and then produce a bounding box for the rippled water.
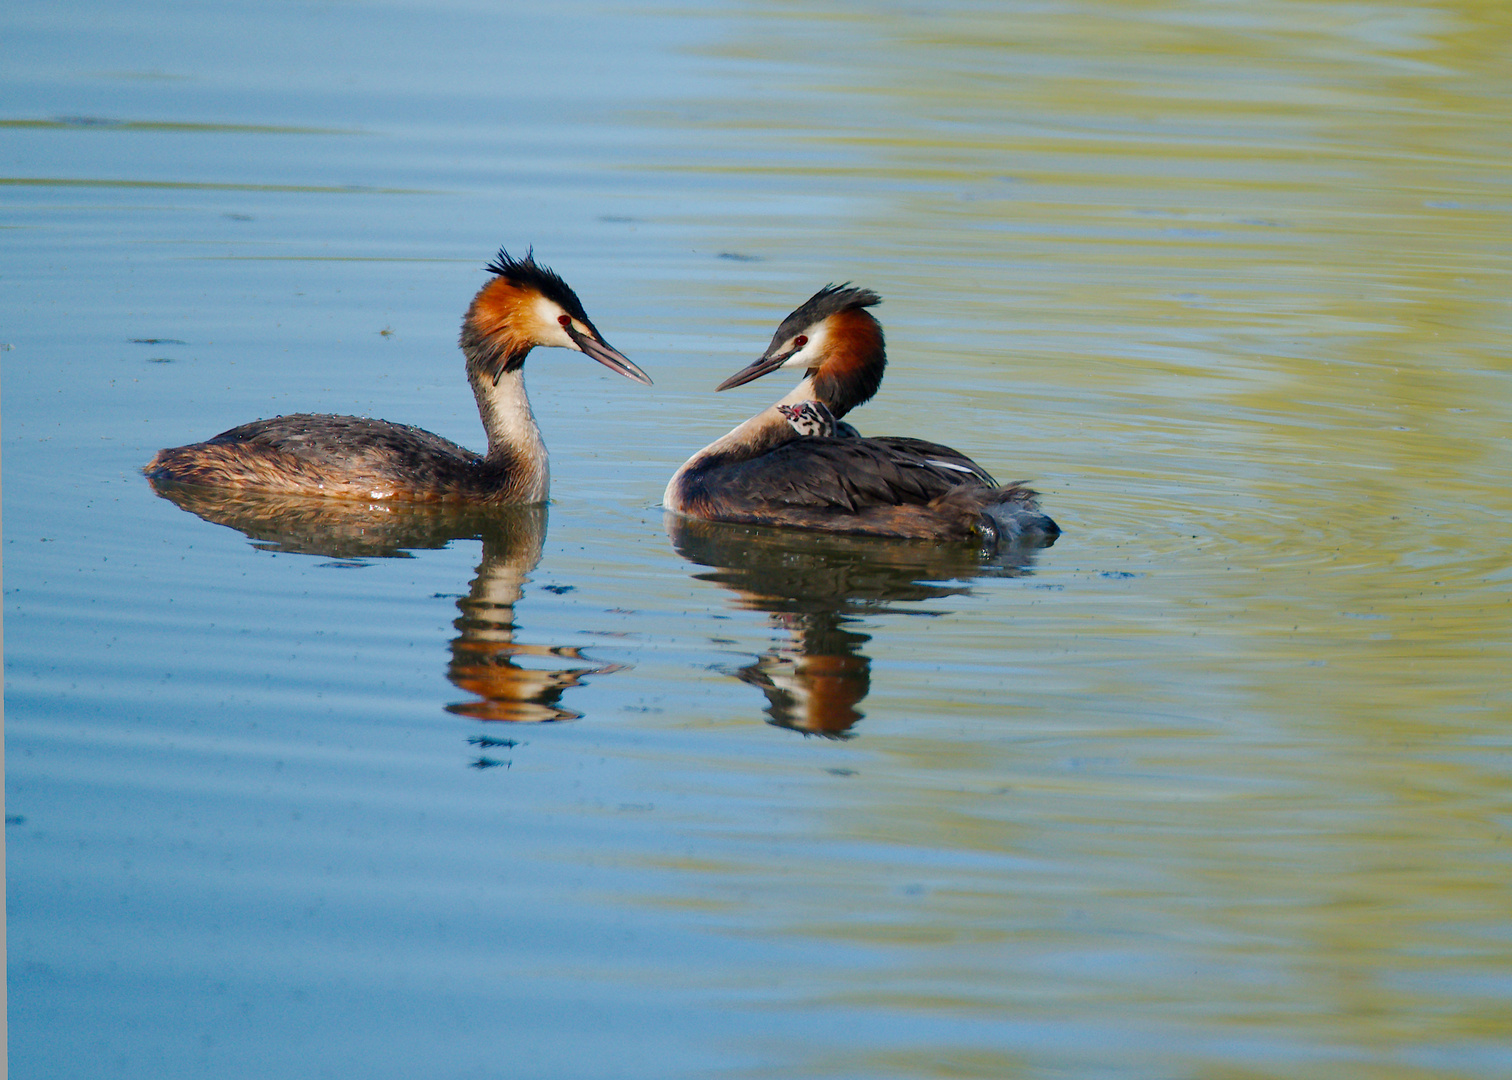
[7,1,1511,1078]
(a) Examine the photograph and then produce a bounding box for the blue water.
[8,2,1512,1078]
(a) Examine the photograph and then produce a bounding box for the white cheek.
[533,297,578,349]
[783,323,829,368]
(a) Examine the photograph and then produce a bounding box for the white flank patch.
[927,459,977,474]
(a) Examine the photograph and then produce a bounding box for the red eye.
[558,315,572,327]
[793,335,808,348]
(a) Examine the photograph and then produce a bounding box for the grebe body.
[664,285,1057,545]
[145,249,650,504]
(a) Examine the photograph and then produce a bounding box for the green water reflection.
[638,2,1512,1075]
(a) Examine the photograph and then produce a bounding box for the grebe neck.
[811,307,885,419]
[663,376,820,509]
[708,375,822,455]
[468,362,548,502]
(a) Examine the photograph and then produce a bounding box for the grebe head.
[776,400,838,437]
[716,284,884,419]
[461,248,651,386]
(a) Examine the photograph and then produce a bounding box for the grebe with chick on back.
[664,284,1058,545]
[145,248,651,504]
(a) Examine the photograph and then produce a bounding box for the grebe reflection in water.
[146,249,650,504]
[149,482,625,735]
[667,513,1048,738]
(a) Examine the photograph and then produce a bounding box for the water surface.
[6,1,1511,1078]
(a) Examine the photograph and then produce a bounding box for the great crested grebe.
[664,284,1058,545]
[145,249,650,504]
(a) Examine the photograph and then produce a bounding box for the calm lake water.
[6,1,1511,1077]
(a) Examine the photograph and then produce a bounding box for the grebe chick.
[145,249,650,504]
[776,400,862,439]
[777,400,835,437]
[664,284,1058,546]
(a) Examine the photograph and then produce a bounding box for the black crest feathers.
[484,247,592,325]
[770,283,881,346]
